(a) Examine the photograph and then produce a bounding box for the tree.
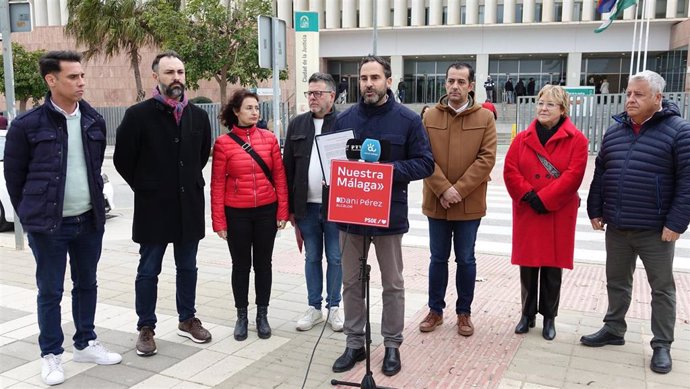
[65,0,178,102]
[0,43,48,112]
[147,0,282,104]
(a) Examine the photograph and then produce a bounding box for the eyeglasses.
[536,101,560,109]
[304,90,333,98]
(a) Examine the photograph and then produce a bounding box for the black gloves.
[521,190,548,214]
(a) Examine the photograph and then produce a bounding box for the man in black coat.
[114,51,213,357]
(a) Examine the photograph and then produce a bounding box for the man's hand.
[217,230,227,240]
[440,197,451,209]
[277,220,287,230]
[590,218,605,231]
[441,187,462,205]
[661,227,680,242]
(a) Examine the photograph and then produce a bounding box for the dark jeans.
[28,211,104,357]
[225,203,278,308]
[519,266,562,318]
[603,227,676,349]
[296,203,342,309]
[135,240,199,329]
[427,217,481,315]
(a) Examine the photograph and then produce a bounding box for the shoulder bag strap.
[536,153,561,178]
[227,132,274,186]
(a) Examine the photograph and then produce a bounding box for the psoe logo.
[336,197,345,203]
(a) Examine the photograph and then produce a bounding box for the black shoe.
[514,315,536,334]
[580,327,625,347]
[256,306,271,339]
[332,347,366,373]
[542,318,556,340]
[650,348,672,374]
[234,308,248,341]
[382,347,401,376]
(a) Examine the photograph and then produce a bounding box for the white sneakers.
[296,306,344,332]
[72,340,123,365]
[41,354,64,386]
[327,307,344,332]
[296,306,324,331]
[41,341,122,385]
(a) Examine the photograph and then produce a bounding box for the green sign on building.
[294,11,318,32]
[564,86,595,95]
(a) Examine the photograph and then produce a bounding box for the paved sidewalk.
[0,216,688,389]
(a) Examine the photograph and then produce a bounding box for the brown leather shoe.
[419,311,444,332]
[457,313,474,337]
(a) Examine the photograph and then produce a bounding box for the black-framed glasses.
[304,90,333,98]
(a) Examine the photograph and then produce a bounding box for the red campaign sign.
[328,159,393,228]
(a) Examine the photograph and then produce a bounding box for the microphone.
[345,139,363,160]
[361,138,382,162]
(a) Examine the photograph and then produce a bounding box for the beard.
[361,87,387,105]
[161,82,185,99]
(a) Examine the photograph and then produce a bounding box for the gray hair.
[629,70,666,94]
[308,72,336,92]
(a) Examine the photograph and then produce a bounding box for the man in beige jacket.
[419,62,497,336]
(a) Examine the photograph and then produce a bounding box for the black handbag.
[227,132,274,186]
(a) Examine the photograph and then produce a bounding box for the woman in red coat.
[211,89,288,342]
[503,85,588,340]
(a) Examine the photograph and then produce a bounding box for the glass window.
[678,0,688,17]
[499,59,519,74]
[542,58,565,73]
[404,60,416,74]
[489,60,499,73]
[461,6,466,24]
[479,5,485,24]
[573,1,582,21]
[586,58,622,73]
[342,61,358,74]
[497,4,504,23]
[655,0,667,18]
[520,59,541,73]
[515,4,523,22]
[417,61,436,74]
[554,3,562,21]
[327,62,341,74]
[443,6,448,24]
[535,3,542,22]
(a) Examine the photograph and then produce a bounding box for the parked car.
[0,129,114,232]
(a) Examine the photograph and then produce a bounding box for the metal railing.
[95,101,290,146]
[516,92,690,154]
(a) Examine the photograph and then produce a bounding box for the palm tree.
[65,0,171,102]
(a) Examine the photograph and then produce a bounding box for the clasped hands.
[589,217,680,242]
[440,186,462,209]
[216,219,287,240]
[521,190,548,214]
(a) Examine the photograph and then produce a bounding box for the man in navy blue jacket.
[583,70,690,374]
[4,51,121,386]
[330,56,434,377]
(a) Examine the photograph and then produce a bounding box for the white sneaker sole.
[296,318,324,331]
[177,330,211,343]
[136,348,157,356]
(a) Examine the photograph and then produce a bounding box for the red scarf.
[152,86,188,125]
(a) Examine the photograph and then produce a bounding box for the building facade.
[277,0,689,104]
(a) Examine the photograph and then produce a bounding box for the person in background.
[482,99,497,120]
[4,50,121,386]
[211,89,289,342]
[504,78,514,104]
[114,51,213,357]
[527,78,536,96]
[582,70,690,374]
[484,76,495,102]
[283,72,344,332]
[515,79,526,99]
[503,85,588,341]
[0,112,8,129]
[418,62,496,338]
[600,78,610,94]
[420,105,430,119]
[397,78,407,103]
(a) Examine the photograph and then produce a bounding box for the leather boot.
[256,306,271,339]
[514,315,536,334]
[542,317,556,340]
[234,308,248,341]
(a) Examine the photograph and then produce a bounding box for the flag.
[595,0,638,33]
[597,0,617,13]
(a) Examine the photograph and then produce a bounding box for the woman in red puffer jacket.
[211,89,288,342]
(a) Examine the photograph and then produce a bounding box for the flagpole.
[635,0,647,73]
[642,0,651,70]
[629,1,640,77]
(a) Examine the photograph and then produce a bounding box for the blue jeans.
[28,211,104,357]
[427,217,481,315]
[296,203,342,309]
[135,240,199,329]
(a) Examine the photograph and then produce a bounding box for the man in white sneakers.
[4,51,122,386]
[283,72,344,332]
